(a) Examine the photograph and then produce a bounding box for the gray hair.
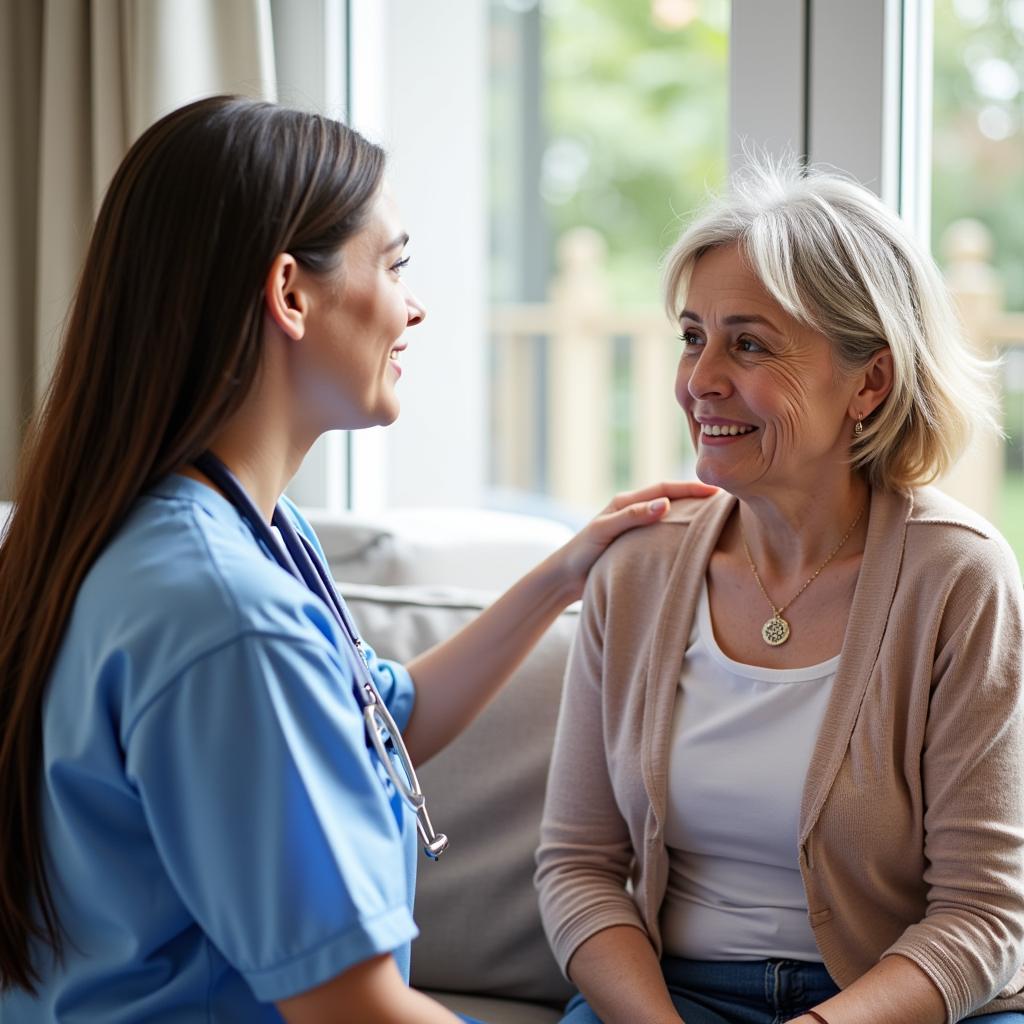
[663,160,999,492]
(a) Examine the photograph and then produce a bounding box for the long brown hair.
[0,95,385,992]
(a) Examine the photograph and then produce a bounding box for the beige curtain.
[0,0,278,498]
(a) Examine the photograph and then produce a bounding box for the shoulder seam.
[122,629,348,751]
[184,501,249,636]
[908,516,993,541]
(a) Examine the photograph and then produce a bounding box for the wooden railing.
[490,228,684,513]
[489,221,1024,523]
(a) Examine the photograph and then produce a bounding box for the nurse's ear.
[263,253,307,341]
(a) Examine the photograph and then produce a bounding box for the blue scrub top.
[1,475,419,1022]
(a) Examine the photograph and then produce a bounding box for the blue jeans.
[558,957,1024,1024]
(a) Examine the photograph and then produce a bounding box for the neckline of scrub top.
[150,472,259,530]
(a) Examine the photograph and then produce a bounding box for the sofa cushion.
[339,581,577,1009]
[308,507,574,591]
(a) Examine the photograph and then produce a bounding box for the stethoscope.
[193,452,449,861]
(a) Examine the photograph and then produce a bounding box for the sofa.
[309,507,581,1023]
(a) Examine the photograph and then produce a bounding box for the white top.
[660,581,838,962]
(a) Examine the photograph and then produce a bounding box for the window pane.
[488,0,730,521]
[932,0,1024,567]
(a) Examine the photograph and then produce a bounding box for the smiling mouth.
[699,423,756,437]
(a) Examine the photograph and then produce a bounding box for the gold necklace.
[741,505,866,647]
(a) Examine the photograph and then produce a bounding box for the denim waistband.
[661,956,840,1023]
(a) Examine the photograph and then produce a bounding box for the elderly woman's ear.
[849,347,894,423]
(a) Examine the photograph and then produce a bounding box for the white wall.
[349,0,488,511]
[730,0,918,213]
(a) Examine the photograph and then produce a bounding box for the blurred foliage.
[532,0,1024,309]
[934,0,1024,548]
[933,0,1024,310]
[1000,470,1024,572]
[540,0,728,306]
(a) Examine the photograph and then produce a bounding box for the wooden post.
[630,324,682,487]
[547,228,613,511]
[939,218,1004,523]
[491,327,537,493]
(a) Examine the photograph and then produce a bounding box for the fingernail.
[649,498,668,513]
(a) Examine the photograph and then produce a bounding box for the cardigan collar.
[642,490,733,825]
[639,486,913,839]
[799,485,912,840]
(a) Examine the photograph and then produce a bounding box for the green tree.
[542,0,729,306]
[932,0,1024,310]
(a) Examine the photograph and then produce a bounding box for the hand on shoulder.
[553,481,718,600]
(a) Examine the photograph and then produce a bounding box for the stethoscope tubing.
[191,452,448,859]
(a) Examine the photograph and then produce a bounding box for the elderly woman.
[536,165,1024,1024]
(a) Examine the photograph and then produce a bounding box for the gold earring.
[853,419,864,437]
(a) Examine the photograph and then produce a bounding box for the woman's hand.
[781,955,946,1024]
[552,481,718,601]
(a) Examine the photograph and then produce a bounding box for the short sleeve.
[360,641,415,732]
[124,632,419,1003]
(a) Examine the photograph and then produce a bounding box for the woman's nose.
[685,345,731,400]
[406,290,426,327]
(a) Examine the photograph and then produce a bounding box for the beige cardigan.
[536,486,1024,1023]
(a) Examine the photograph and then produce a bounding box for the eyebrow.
[679,309,781,333]
[385,232,409,252]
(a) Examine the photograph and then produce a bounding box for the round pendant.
[762,615,790,646]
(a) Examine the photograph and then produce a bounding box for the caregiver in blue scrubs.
[0,96,711,1023]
